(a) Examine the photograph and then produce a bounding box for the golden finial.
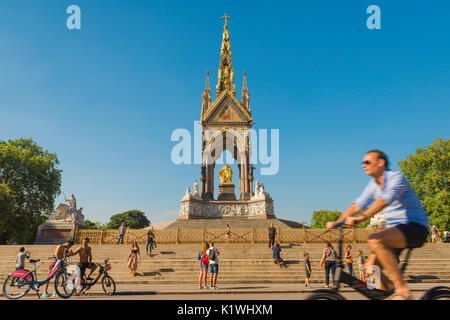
[221,13,231,26]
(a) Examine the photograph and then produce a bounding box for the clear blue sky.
[0,1,449,225]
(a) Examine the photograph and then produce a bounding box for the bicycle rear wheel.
[2,275,31,299]
[54,272,75,298]
[101,275,116,295]
[305,291,346,300]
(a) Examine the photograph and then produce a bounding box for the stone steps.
[1,244,449,284]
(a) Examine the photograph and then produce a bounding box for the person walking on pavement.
[206,242,219,290]
[146,228,155,256]
[304,252,312,287]
[225,224,231,244]
[127,241,141,277]
[117,222,126,244]
[320,241,338,288]
[197,242,209,289]
[268,223,276,248]
[357,250,366,282]
[345,245,354,278]
[150,226,157,250]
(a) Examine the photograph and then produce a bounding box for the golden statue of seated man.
[219,163,233,184]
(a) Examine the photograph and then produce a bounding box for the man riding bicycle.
[326,150,429,300]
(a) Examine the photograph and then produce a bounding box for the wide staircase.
[1,243,449,285]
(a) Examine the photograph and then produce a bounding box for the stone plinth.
[179,197,275,220]
[34,199,87,244]
[35,221,79,245]
[217,183,236,201]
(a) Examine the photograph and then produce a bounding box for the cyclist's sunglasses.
[361,160,372,165]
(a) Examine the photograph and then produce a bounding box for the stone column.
[244,156,249,196]
[211,163,215,199]
[205,164,210,194]
[239,163,244,199]
[201,164,206,195]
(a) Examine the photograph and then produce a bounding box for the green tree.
[0,138,62,244]
[106,210,150,229]
[310,210,342,228]
[398,138,449,230]
[85,220,103,229]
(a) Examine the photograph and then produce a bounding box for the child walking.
[356,250,366,282]
[304,252,311,287]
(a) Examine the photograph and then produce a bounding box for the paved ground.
[1,282,447,300]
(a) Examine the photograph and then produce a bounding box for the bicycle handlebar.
[323,221,346,234]
[333,221,346,228]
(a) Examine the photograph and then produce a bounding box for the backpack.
[201,254,209,266]
[208,248,217,261]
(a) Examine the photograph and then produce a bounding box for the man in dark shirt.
[268,223,276,248]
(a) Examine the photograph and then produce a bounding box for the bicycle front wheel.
[54,272,75,298]
[101,275,116,295]
[428,289,450,300]
[2,275,31,299]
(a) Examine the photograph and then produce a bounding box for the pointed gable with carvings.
[202,90,252,126]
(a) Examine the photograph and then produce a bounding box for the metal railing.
[74,226,374,245]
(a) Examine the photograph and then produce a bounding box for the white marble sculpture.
[182,186,192,200]
[252,179,270,200]
[367,210,387,229]
[46,194,86,227]
[192,180,201,199]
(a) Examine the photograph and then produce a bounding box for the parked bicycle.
[3,252,76,299]
[306,221,450,300]
[74,258,116,296]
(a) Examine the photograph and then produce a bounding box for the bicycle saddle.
[30,259,40,264]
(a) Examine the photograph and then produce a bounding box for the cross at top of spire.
[221,13,231,26]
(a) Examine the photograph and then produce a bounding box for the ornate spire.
[204,70,211,95]
[241,71,250,111]
[201,71,212,116]
[216,13,236,97]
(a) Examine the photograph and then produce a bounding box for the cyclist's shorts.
[370,222,429,259]
[395,222,429,249]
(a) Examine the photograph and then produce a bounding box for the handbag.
[320,261,325,268]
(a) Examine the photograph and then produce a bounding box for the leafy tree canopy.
[398,138,449,230]
[310,209,370,229]
[85,220,103,229]
[106,210,150,229]
[310,210,342,228]
[0,138,62,244]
